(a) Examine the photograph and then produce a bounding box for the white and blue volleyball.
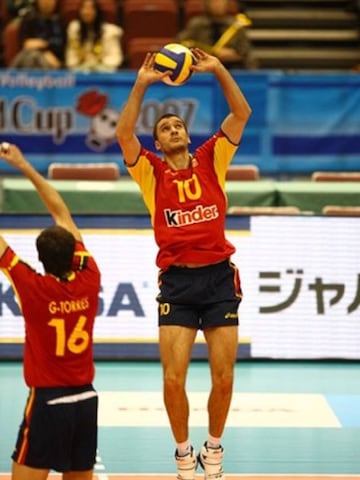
[154,43,195,86]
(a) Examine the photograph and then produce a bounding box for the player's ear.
[155,140,162,151]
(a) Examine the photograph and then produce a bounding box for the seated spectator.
[6,0,34,19]
[10,0,65,69]
[65,0,123,73]
[177,0,258,70]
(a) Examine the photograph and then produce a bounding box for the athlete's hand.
[0,142,28,170]
[191,48,222,74]
[137,52,171,85]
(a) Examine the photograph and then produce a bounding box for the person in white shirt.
[65,0,123,73]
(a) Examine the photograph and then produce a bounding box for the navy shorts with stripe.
[157,259,242,329]
[12,384,98,472]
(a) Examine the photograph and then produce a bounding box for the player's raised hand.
[138,52,172,85]
[191,48,222,73]
[0,142,28,170]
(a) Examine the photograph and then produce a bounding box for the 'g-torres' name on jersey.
[164,204,219,227]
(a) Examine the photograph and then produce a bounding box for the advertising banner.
[0,70,218,174]
[1,70,359,175]
[0,216,359,360]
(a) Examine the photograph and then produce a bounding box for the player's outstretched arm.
[116,53,170,166]
[192,48,252,144]
[0,142,82,242]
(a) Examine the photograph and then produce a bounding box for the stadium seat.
[122,0,179,52]
[48,163,120,180]
[0,0,9,25]
[311,171,360,182]
[2,17,22,66]
[322,205,360,216]
[126,36,176,69]
[225,164,259,181]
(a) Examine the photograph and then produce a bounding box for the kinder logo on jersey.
[164,204,219,227]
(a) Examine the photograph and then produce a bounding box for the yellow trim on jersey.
[127,153,156,223]
[213,134,238,189]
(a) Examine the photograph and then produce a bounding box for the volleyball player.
[116,48,251,480]
[0,142,101,480]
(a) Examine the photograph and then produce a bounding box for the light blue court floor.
[1,360,360,477]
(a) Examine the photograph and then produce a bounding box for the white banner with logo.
[0,216,359,359]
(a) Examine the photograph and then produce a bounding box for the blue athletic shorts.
[157,259,242,329]
[12,384,98,472]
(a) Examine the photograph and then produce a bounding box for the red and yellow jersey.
[127,130,238,269]
[0,242,100,387]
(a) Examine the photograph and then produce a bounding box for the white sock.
[177,441,191,456]
[207,435,221,449]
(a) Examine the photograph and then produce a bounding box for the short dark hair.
[36,225,75,279]
[152,113,188,141]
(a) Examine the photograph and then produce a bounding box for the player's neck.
[165,152,192,171]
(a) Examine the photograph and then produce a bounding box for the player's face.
[155,116,190,153]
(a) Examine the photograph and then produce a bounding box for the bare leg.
[159,325,197,442]
[11,462,49,480]
[63,470,94,480]
[12,463,94,480]
[203,325,238,437]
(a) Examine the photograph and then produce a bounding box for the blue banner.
[0,69,359,175]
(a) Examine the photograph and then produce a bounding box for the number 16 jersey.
[0,241,100,387]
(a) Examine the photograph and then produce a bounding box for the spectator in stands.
[10,0,65,69]
[65,0,123,73]
[177,0,258,70]
[5,0,34,19]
